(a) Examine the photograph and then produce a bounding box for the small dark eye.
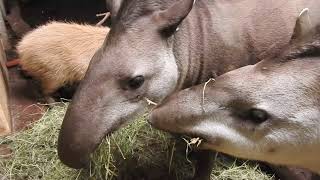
[128,75,144,90]
[247,108,269,124]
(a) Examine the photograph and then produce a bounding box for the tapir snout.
[149,85,226,134]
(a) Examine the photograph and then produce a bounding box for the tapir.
[149,11,320,174]
[57,0,320,177]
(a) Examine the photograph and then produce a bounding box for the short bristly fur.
[58,0,320,175]
[149,14,320,173]
[17,22,110,97]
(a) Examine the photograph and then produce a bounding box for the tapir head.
[150,11,320,171]
[150,55,320,171]
[58,0,196,169]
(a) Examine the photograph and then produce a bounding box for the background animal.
[17,22,110,101]
[149,12,320,174]
[58,0,320,178]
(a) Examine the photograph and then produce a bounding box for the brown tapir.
[57,0,320,176]
[149,10,320,174]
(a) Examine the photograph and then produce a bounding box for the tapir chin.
[149,11,320,174]
[57,0,320,176]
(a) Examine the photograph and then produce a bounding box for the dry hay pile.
[0,103,273,180]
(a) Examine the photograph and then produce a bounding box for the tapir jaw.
[58,105,100,169]
[58,104,112,169]
[149,81,231,148]
[149,103,226,152]
[58,95,146,169]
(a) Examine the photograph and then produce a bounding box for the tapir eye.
[128,75,145,90]
[247,108,269,124]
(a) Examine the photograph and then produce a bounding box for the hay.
[0,103,274,180]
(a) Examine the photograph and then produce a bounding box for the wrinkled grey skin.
[57,0,318,171]
[149,14,320,174]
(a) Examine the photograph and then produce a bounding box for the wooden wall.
[0,39,11,136]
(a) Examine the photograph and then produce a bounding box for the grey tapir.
[149,10,320,174]
[57,0,320,176]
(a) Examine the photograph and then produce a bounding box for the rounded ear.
[152,0,196,37]
[105,0,123,22]
[291,8,313,42]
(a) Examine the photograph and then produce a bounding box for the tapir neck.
[172,0,217,90]
[172,0,301,90]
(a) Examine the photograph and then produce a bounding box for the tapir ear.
[152,0,196,37]
[291,8,313,42]
[105,0,123,21]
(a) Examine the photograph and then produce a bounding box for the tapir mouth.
[58,99,149,169]
[58,123,113,169]
[58,121,127,169]
[147,112,211,150]
[180,132,222,151]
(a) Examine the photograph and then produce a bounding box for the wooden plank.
[0,38,11,136]
[0,0,5,16]
[0,0,10,50]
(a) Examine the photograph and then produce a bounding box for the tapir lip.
[58,114,125,169]
[58,125,115,169]
[58,98,146,169]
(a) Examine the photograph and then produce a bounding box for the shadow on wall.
[4,0,111,54]
[12,0,109,27]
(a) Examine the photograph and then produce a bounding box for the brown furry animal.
[17,22,110,100]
